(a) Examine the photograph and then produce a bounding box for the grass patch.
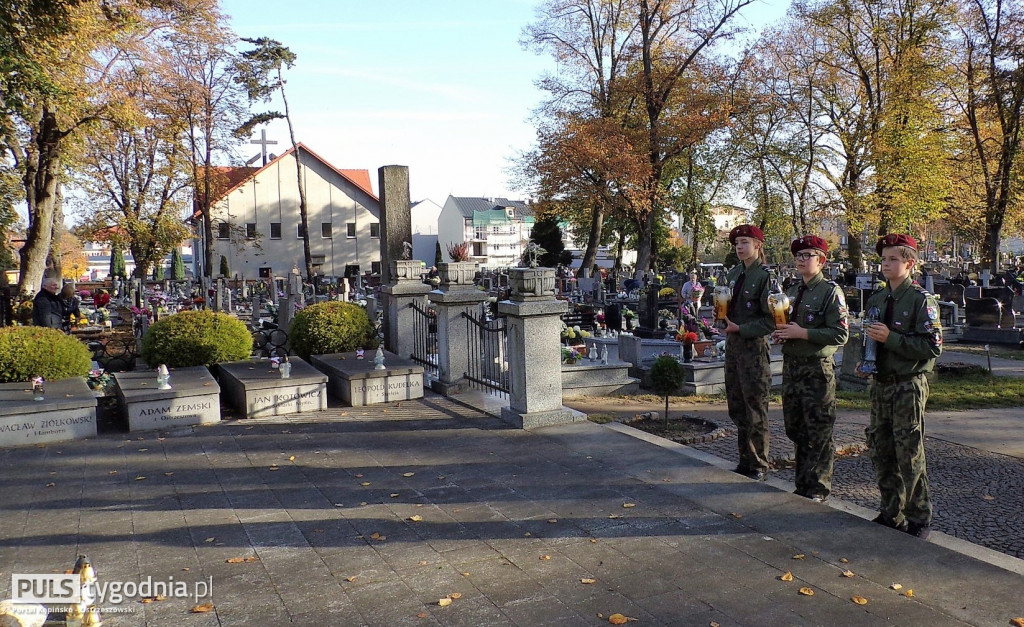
[587,413,616,424]
[945,344,1024,361]
[837,374,1024,412]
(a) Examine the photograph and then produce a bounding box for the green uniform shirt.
[864,278,942,376]
[781,272,849,359]
[725,259,774,339]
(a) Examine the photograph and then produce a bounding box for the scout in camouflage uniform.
[723,224,776,480]
[863,234,942,539]
[772,236,849,502]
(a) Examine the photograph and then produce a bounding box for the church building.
[193,143,381,280]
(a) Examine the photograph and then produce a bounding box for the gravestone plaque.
[312,350,424,406]
[217,358,327,418]
[115,366,220,431]
[0,378,97,447]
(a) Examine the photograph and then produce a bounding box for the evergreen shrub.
[0,326,92,383]
[289,301,376,360]
[141,310,251,367]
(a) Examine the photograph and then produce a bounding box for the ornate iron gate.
[461,304,509,397]
[408,299,438,381]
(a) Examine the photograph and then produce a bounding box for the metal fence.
[85,336,138,372]
[252,328,290,358]
[408,299,438,381]
[461,304,509,397]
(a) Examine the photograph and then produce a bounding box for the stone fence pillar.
[498,268,584,429]
[383,260,431,360]
[432,261,486,395]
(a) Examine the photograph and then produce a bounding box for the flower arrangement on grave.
[676,331,699,345]
[596,311,605,325]
[0,326,92,383]
[622,308,636,320]
[86,368,114,395]
[658,287,676,299]
[561,346,582,364]
[658,308,674,321]
[446,241,472,262]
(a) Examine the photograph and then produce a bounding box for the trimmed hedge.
[0,326,92,383]
[141,310,252,367]
[289,301,376,360]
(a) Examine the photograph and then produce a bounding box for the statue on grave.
[374,346,386,370]
[401,241,413,260]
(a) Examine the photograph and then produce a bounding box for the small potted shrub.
[141,310,252,367]
[289,301,377,360]
[439,242,477,287]
[648,355,685,429]
[0,326,92,383]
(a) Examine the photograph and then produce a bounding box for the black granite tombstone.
[605,303,622,332]
[965,297,1004,328]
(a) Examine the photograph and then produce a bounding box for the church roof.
[448,196,534,220]
[193,144,377,219]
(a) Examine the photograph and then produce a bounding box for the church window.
[216,222,230,239]
[270,223,281,239]
[246,223,257,239]
[346,222,356,238]
[297,223,307,238]
[369,223,380,238]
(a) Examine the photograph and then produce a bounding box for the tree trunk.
[578,203,605,278]
[17,109,63,294]
[633,211,654,280]
[48,183,64,281]
[278,70,313,282]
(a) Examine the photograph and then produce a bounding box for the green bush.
[648,355,686,427]
[289,301,377,360]
[141,310,252,367]
[0,326,92,383]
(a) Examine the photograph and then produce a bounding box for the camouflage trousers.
[867,374,932,527]
[725,335,771,472]
[782,357,836,498]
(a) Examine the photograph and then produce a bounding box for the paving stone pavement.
[686,411,1024,560]
[1,393,1023,626]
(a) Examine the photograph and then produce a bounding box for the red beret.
[875,233,918,255]
[729,224,764,245]
[791,235,828,256]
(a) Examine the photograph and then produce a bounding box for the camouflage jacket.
[864,278,942,377]
[725,259,774,339]
[782,272,849,359]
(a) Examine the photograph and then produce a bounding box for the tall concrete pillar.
[378,165,413,344]
[431,261,485,395]
[498,268,584,429]
[383,260,431,358]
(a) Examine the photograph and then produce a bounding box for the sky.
[218,0,791,204]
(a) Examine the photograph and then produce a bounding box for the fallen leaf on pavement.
[449,593,461,599]
[45,483,55,487]
[1009,618,1024,627]
[345,576,357,582]
[983,495,995,501]
[731,513,742,518]
[799,587,814,596]
[540,555,551,560]
[904,589,914,598]
[390,493,400,498]
[581,578,596,584]
[842,570,855,578]
[608,613,636,624]
[402,472,415,477]
[839,558,849,563]
[548,519,558,523]
[408,515,423,522]
[890,583,903,591]
[288,456,295,461]
[779,572,793,582]
[622,503,635,508]
[438,598,452,607]
[852,596,868,605]
[369,532,386,541]
[360,482,371,486]
[204,537,215,543]
[135,476,146,481]
[792,554,805,560]
[225,556,258,563]
[191,603,214,613]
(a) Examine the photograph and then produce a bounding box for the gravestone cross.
[980,269,992,288]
